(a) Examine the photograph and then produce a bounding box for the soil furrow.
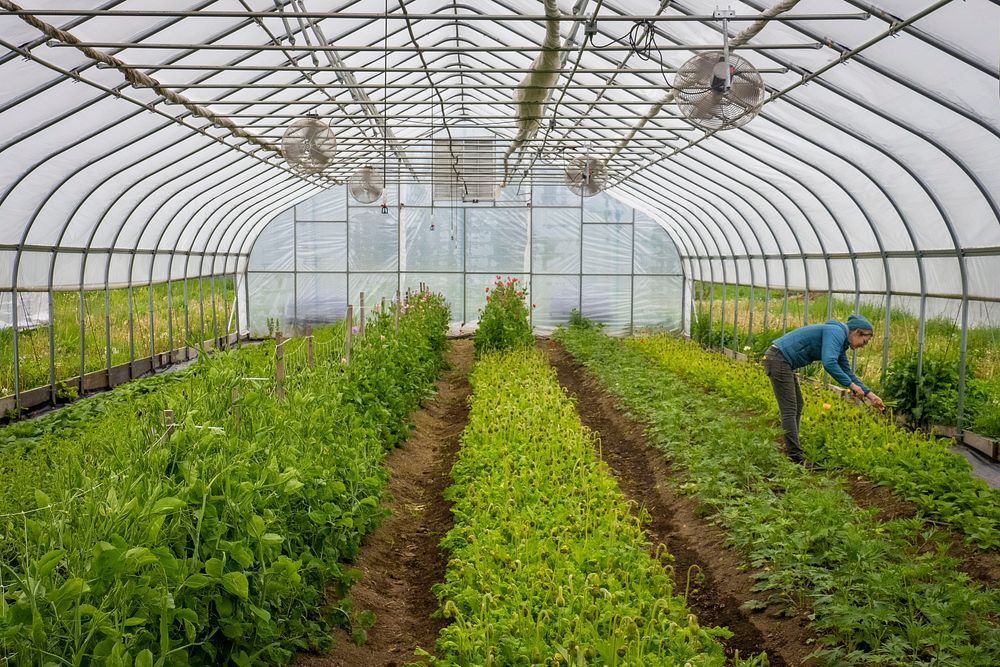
[295,339,473,667]
[542,339,820,667]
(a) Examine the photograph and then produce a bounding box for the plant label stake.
[306,325,314,368]
[164,409,174,439]
[359,292,366,337]
[345,305,353,365]
[275,331,285,402]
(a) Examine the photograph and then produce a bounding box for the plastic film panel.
[401,273,464,320]
[401,208,464,273]
[247,272,295,336]
[465,208,529,273]
[633,275,683,331]
[634,218,681,275]
[581,275,631,335]
[530,274,580,334]
[296,273,347,325]
[582,224,632,275]
[349,209,399,272]
[296,222,346,272]
[532,208,580,274]
[248,210,295,272]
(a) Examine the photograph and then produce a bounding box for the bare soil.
[295,340,473,667]
[540,338,821,667]
[842,474,1000,586]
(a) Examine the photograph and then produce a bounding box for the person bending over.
[763,314,886,463]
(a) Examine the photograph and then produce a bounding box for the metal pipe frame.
[15,9,870,21]
[1,0,997,416]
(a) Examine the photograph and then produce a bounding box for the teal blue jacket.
[772,320,870,393]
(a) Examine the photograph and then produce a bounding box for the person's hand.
[866,392,886,412]
[849,383,866,399]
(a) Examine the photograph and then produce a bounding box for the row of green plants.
[0,291,449,664]
[0,277,235,398]
[423,347,763,665]
[631,333,1000,551]
[554,322,1000,665]
[690,283,1000,438]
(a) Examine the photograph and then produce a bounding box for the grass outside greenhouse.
[0,277,236,400]
[691,282,1000,439]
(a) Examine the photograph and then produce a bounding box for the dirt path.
[296,339,473,667]
[541,339,821,667]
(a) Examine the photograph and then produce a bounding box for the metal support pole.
[956,297,970,434]
[78,285,85,393]
[47,285,56,404]
[183,277,191,360]
[394,289,400,334]
[167,277,174,362]
[345,304,353,364]
[104,282,112,386]
[164,409,174,439]
[128,284,136,379]
[11,288,20,409]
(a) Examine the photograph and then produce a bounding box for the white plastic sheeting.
[0,0,996,307]
[247,180,683,335]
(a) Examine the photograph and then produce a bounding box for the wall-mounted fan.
[673,50,764,131]
[348,166,385,204]
[281,115,337,174]
[564,156,607,198]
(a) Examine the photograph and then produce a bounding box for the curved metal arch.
[671,145,813,328]
[747,108,918,378]
[463,6,812,333]
[178,169,317,268]
[622,157,783,343]
[714,129,848,328]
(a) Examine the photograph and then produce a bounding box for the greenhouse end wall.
[247,175,684,336]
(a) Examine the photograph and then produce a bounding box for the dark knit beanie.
[846,314,873,332]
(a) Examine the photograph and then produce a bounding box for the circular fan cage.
[564,156,608,198]
[673,51,765,131]
[348,166,386,204]
[281,116,337,174]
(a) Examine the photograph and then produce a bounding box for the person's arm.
[836,347,870,395]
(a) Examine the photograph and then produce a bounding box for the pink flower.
[352,325,359,333]
[340,357,348,364]
[532,303,537,309]
[379,335,386,341]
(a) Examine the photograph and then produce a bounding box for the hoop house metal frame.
[0,0,997,439]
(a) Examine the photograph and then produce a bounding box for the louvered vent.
[432,138,496,202]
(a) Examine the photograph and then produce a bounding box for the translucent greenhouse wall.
[247,172,683,337]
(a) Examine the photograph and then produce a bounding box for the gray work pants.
[763,346,804,461]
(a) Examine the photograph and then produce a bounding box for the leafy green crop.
[555,322,1000,665]
[630,333,1000,551]
[0,292,450,664]
[423,348,767,666]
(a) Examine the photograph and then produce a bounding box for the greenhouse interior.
[2,1,999,664]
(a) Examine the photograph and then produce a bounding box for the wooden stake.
[359,291,366,336]
[164,409,174,439]
[275,331,285,402]
[306,325,314,368]
[394,289,400,334]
